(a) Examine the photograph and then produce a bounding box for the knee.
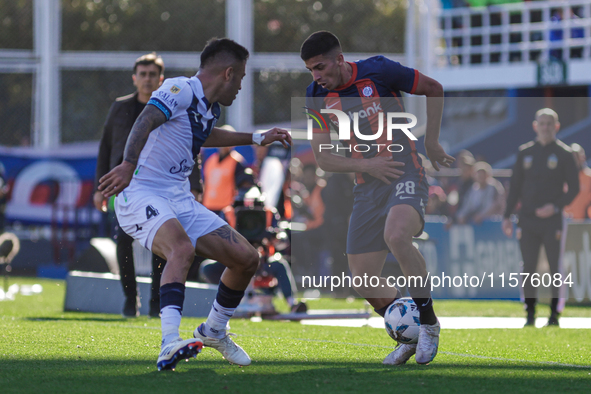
[348,265,365,279]
[168,242,195,266]
[238,247,260,276]
[384,230,410,254]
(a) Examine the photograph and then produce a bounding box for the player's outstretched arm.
[98,105,167,198]
[311,132,404,185]
[413,72,455,171]
[203,127,291,148]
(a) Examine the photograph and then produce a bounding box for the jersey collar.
[189,76,220,118]
[334,62,358,91]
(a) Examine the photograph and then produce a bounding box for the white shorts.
[114,188,227,251]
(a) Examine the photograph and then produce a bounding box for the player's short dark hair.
[200,38,249,69]
[300,31,341,61]
[134,52,164,75]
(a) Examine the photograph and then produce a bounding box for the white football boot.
[415,320,440,364]
[194,323,251,366]
[383,343,417,365]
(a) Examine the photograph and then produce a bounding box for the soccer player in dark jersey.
[300,31,454,365]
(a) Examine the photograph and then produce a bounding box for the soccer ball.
[384,297,420,344]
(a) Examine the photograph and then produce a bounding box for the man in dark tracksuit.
[94,53,203,317]
[502,108,579,327]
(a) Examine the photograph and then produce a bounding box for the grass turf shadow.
[1,358,589,394]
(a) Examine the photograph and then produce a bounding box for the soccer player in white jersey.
[99,38,291,371]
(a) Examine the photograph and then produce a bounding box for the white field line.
[300,316,591,329]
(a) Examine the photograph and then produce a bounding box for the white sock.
[161,306,182,346]
[203,300,235,339]
[287,296,295,307]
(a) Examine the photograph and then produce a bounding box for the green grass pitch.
[1,277,590,393]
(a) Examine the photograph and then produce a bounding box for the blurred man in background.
[456,161,505,224]
[502,108,579,327]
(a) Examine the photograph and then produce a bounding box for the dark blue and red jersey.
[305,56,425,185]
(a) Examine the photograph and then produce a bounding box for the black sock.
[216,280,245,309]
[160,282,185,312]
[407,276,437,325]
[525,298,536,313]
[550,298,559,316]
[413,297,437,325]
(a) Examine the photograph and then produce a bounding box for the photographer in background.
[201,170,305,314]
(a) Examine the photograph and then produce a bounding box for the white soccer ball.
[384,297,420,344]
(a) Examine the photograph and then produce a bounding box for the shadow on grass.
[1,358,589,394]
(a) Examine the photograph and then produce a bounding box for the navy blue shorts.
[346,162,429,255]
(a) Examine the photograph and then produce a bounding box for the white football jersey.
[130,76,220,198]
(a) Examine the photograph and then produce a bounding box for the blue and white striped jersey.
[131,76,220,198]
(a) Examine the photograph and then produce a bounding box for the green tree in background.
[0,74,33,146]
[255,0,406,53]
[0,0,33,49]
[61,0,226,51]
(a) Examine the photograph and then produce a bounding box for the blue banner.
[0,144,100,225]
[419,220,521,299]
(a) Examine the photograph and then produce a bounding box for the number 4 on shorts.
[146,205,159,220]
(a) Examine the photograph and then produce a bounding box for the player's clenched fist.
[98,161,135,198]
[262,128,292,148]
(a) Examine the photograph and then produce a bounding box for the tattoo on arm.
[209,225,241,244]
[123,105,167,166]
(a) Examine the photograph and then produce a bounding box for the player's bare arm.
[203,126,292,148]
[311,132,405,185]
[98,105,167,198]
[413,72,455,171]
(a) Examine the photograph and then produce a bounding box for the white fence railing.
[436,0,591,67]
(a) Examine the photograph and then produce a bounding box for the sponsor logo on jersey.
[170,158,194,174]
[155,91,179,110]
[170,85,181,94]
[348,102,382,121]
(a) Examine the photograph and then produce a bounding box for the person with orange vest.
[564,143,591,220]
[202,126,253,223]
